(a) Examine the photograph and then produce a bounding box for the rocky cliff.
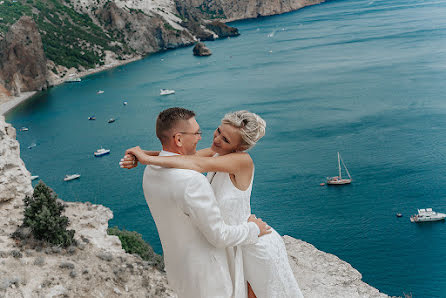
[0,16,47,100]
[0,116,389,297]
[173,0,325,21]
[0,0,325,104]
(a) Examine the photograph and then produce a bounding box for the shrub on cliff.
[14,181,75,247]
[108,227,164,271]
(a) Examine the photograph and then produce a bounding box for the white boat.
[410,208,446,223]
[123,101,128,105]
[30,175,39,181]
[327,152,352,185]
[64,174,80,181]
[20,127,29,131]
[108,118,115,123]
[28,143,36,149]
[94,148,110,157]
[160,89,175,95]
[65,77,81,83]
[97,90,104,94]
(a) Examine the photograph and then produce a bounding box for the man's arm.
[182,174,270,248]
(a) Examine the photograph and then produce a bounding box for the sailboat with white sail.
[327,152,352,185]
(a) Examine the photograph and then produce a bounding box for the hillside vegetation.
[0,0,127,69]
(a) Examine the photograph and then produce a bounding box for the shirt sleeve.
[182,174,259,248]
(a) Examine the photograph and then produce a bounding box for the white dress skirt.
[207,171,303,298]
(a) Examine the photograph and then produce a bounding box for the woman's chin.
[211,144,222,154]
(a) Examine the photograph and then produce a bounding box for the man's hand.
[120,154,138,169]
[248,214,271,237]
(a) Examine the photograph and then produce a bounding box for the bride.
[121,110,303,298]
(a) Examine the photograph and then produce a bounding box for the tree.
[21,181,75,247]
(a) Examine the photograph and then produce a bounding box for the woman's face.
[211,123,244,155]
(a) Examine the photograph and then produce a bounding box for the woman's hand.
[120,153,138,169]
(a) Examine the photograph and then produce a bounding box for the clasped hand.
[119,146,145,169]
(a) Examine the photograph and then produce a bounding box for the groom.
[121,107,270,297]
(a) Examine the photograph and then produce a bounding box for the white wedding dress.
[207,171,303,298]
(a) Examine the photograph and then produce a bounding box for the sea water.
[6,0,446,296]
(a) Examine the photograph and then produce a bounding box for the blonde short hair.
[222,110,266,149]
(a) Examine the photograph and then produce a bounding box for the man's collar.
[159,150,180,157]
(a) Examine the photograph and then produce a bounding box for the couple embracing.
[120,107,303,298]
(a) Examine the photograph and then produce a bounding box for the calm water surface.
[6,0,446,296]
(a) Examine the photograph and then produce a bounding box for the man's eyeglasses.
[174,130,202,137]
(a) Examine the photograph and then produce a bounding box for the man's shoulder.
[144,165,205,181]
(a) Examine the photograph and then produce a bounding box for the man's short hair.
[156,107,196,143]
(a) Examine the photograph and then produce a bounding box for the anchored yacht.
[410,208,446,223]
[327,152,352,185]
[94,148,110,157]
[160,89,175,95]
[64,174,80,181]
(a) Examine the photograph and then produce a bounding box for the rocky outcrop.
[0,116,175,297]
[0,117,389,297]
[177,0,325,21]
[285,237,388,297]
[193,42,212,56]
[0,117,33,202]
[0,16,47,97]
[96,2,195,55]
[205,21,240,38]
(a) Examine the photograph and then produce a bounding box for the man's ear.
[173,133,183,147]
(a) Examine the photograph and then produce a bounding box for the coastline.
[0,0,327,117]
[0,55,142,116]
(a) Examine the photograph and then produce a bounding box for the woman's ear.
[237,144,249,152]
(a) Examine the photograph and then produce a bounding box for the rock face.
[180,0,326,21]
[205,21,240,38]
[0,117,175,297]
[284,236,389,298]
[96,2,195,55]
[193,42,212,56]
[0,116,33,203]
[0,16,47,97]
[0,117,389,297]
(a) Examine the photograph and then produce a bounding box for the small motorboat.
[94,148,110,157]
[20,127,29,131]
[28,143,36,149]
[410,208,446,223]
[123,101,128,105]
[97,90,104,94]
[88,116,96,120]
[396,213,402,218]
[160,89,175,96]
[64,174,80,181]
[320,183,325,186]
[30,175,39,181]
[108,118,115,123]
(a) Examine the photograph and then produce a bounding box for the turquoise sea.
[6,0,446,296]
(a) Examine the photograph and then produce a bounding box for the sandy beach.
[0,55,142,116]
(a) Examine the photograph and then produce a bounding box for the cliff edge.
[0,116,388,297]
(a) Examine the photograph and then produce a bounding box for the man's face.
[177,117,202,155]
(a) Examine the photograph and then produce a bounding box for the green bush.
[21,181,75,247]
[108,227,164,271]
